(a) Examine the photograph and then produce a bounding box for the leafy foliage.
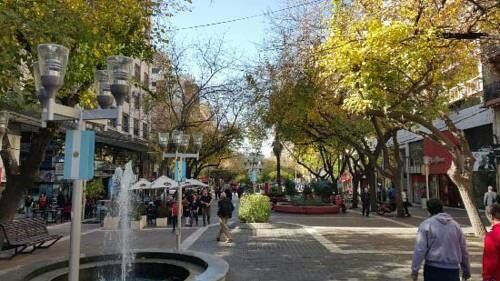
[290,196,328,206]
[238,194,271,223]
[85,179,105,200]
[284,179,297,197]
[311,180,334,202]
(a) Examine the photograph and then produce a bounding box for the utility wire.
[169,0,328,31]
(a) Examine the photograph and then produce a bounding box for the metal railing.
[448,76,483,103]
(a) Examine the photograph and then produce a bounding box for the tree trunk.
[366,163,378,212]
[392,167,406,218]
[276,154,281,188]
[0,126,56,222]
[448,161,486,237]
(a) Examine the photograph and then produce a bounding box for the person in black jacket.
[216,192,234,243]
[361,187,371,217]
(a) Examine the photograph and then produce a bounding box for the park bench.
[0,218,62,259]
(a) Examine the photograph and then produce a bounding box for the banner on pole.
[63,130,95,180]
[174,160,187,182]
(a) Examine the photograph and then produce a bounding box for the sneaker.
[226,239,233,243]
[216,237,220,242]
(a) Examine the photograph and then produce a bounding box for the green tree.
[85,179,105,200]
[316,0,500,236]
[0,0,186,222]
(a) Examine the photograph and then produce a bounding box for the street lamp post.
[158,130,203,251]
[423,156,431,200]
[36,43,132,281]
[245,152,262,193]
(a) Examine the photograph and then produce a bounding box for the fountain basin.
[3,251,228,281]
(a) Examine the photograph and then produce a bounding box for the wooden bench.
[0,218,62,259]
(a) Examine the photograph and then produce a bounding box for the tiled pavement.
[189,204,487,281]
[0,199,489,281]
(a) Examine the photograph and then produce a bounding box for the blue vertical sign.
[175,160,187,181]
[250,170,257,183]
[63,130,95,180]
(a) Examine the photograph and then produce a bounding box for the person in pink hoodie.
[483,204,500,281]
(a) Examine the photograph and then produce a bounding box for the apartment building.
[391,61,497,208]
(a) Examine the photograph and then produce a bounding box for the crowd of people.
[23,192,72,221]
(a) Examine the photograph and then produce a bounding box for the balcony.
[448,76,483,103]
[484,81,500,107]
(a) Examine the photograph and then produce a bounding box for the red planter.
[273,202,340,214]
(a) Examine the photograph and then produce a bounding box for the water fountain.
[4,162,228,281]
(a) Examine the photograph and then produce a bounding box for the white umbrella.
[182,179,208,189]
[130,178,152,190]
[150,175,179,189]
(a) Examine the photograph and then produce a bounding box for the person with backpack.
[216,192,234,243]
[484,186,498,223]
[411,199,470,281]
[483,204,500,281]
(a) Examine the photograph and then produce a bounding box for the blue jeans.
[424,265,459,281]
[25,207,32,218]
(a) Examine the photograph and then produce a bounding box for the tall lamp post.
[158,130,203,251]
[36,43,132,281]
[423,156,431,208]
[245,152,262,192]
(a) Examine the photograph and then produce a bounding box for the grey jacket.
[411,213,470,279]
[484,191,498,207]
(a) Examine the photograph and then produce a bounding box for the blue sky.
[170,0,287,157]
[170,0,284,62]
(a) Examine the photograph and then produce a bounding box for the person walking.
[361,187,370,217]
[200,189,212,226]
[24,194,33,218]
[171,201,181,233]
[402,188,411,217]
[483,204,500,281]
[216,192,234,243]
[190,194,200,226]
[483,186,498,223]
[411,199,470,281]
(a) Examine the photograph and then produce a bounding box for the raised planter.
[102,216,119,230]
[131,216,147,230]
[156,217,168,227]
[273,202,340,214]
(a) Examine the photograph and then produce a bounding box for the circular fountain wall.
[5,251,228,281]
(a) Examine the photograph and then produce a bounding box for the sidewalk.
[188,204,486,281]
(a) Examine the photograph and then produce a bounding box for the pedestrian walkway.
[188,204,486,281]
[0,198,487,281]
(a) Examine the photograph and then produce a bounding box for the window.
[122,113,129,133]
[152,81,156,87]
[134,95,140,110]
[143,72,149,87]
[152,67,160,74]
[409,141,423,167]
[134,119,139,136]
[134,64,141,81]
[143,122,149,139]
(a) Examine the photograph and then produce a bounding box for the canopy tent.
[130,178,152,190]
[150,175,179,189]
[182,179,208,189]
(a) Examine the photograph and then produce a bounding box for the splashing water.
[118,161,135,280]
